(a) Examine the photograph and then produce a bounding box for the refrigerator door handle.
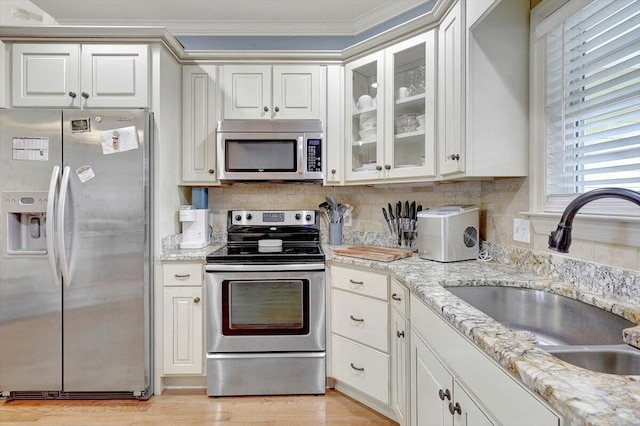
[46,165,61,286]
[57,166,72,287]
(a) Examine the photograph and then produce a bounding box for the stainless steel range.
[205,210,326,396]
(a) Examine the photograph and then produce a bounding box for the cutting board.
[333,245,413,262]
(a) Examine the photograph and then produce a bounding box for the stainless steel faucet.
[548,188,640,253]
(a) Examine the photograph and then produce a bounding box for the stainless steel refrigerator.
[0,109,152,399]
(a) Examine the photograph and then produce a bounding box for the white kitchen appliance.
[417,205,479,262]
[179,205,210,249]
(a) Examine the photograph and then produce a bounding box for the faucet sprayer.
[548,188,640,253]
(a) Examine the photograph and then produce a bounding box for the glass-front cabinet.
[345,31,436,183]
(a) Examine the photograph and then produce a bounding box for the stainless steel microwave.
[217,120,324,182]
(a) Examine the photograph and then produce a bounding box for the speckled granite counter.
[159,244,221,261]
[324,246,640,426]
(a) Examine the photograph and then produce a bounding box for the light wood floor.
[0,389,397,425]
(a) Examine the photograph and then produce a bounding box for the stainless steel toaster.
[417,205,479,262]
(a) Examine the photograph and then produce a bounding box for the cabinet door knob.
[331,169,336,174]
[384,164,391,170]
[263,106,269,112]
[391,293,401,301]
[208,169,215,174]
[439,389,451,401]
[448,402,462,415]
[375,165,383,171]
[449,153,460,161]
[193,297,200,304]
[81,92,89,99]
[396,330,405,338]
[68,91,77,98]
[274,106,280,112]
[350,363,365,372]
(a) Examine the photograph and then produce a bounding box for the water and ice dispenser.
[2,191,48,256]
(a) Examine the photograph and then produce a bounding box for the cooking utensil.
[396,202,402,245]
[404,200,410,218]
[382,207,393,234]
[387,202,396,234]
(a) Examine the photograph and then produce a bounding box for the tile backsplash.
[198,177,639,271]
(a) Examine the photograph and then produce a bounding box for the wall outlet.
[343,211,352,227]
[513,218,530,243]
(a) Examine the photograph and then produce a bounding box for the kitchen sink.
[446,286,634,345]
[445,285,640,375]
[543,345,640,375]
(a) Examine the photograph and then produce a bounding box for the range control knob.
[305,214,312,221]
[235,214,242,221]
[246,214,252,220]
[295,213,302,220]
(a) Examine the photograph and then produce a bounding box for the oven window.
[225,139,297,172]
[222,279,310,335]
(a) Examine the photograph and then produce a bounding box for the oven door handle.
[206,263,325,272]
[207,352,325,360]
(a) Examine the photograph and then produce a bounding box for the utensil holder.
[329,223,343,246]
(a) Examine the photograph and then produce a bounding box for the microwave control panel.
[306,138,322,172]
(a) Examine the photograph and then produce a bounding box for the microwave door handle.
[298,136,304,174]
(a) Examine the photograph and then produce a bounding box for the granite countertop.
[159,239,639,424]
[159,243,222,261]
[324,246,640,426]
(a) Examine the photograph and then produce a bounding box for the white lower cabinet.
[390,287,409,426]
[162,262,204,375]
[411,329,492,426]
[410,294,562,426]
[329,264,395,417]
[331,334,389,403]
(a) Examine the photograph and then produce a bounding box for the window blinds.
[545,0,640,196]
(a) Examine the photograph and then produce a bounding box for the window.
[533,0,640,216]
[528,0,639,248]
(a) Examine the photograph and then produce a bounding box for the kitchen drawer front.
[332,289,389,352]
[390,278,408,317]
[331,264,388,300]
[331,334,389,404]
[163,263,203,286]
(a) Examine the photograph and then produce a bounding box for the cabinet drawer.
[163,263,202,286]
[390,278,409,317]
[331,334,389,404]
[332,289,388,352]
[331,265,388,300]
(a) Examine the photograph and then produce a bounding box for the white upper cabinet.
[325,64,344,185]
[345,31,436,184]
[11,43,148,108]
[79,44,149,108]
[182,65,219,184]
[438,1,464,176]
[437,0,529,178]
[222,64,322,120]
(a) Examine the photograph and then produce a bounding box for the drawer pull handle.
[391,293,401,301]
[397,330,405,338]
[449,402,462,415]
[349,279,364,286]
[439,389,451,401]
[349,315,364,322]
[174,274,191,279]
[350,363,365,372]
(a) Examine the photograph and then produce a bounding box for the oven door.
[206,264,325,353]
